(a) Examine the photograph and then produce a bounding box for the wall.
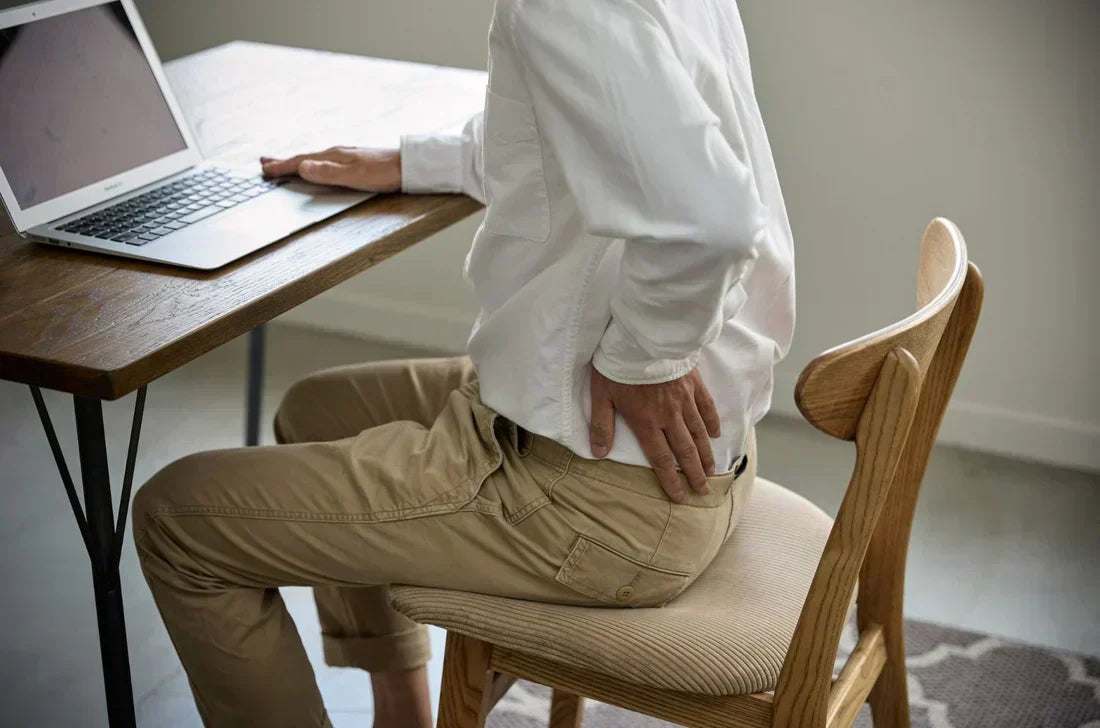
[132,0,1100,471]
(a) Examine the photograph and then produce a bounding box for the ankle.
[371,666,433,728]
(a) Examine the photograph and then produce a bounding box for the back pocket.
[556,535,691,608]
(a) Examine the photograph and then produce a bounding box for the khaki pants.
[133,357,755,727]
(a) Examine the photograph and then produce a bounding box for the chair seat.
[390,477,834,697]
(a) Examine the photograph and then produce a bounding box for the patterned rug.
[485,619,1100,728]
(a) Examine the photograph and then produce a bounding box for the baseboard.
[770,370,1100,474]
[281,294,1100,474]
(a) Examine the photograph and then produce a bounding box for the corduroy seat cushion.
[390,477,834,696]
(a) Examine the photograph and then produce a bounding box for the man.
[132,0,794,725]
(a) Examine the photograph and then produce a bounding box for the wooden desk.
[0,42,485,727]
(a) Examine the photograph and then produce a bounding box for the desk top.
[0,42,485,401]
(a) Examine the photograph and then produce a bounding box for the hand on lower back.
[589,366,722,503]
[260,146,401,193]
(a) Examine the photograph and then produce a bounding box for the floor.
[1,323,1097,727]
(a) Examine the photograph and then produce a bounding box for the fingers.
[297,159,359,187]
[694,378,722,438]
[589,375,617,459]
[261,152,316,178]
[638,428,685,503]
[592,366,720,503]
[260,147,347,178]
[683,407,717,477]
[665,423,710,494]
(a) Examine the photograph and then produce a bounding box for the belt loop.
[507,419,520,453]
[501,418,532,457]
[516,423,532,457]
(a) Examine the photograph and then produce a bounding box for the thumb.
[589,376,616,459]
[298,159,356,187]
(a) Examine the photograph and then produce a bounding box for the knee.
[274,373,326,444]
[275,366,368,444]
[131,453,206,547]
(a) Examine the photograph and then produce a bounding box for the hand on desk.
[590,366,721,503]
[260,146,402,193]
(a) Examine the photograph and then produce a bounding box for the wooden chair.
[391,218,984,728]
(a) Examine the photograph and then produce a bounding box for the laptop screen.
[0,2,187,211]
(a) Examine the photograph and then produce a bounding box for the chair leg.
[437,632,494,728]
[549,689,584,728]
[866,622,911,727]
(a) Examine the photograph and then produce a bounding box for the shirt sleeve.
[509,0,770,385]
[400,111,486,204]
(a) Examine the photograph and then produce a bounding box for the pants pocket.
[450,392,556,526]
[473,417,553,525]
[346,383,504,522]
[555,535,692,608]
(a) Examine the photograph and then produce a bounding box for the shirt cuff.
[593,320,701,385]
[400,134,465,195]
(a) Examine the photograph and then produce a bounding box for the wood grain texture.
[485,673,518,715]
[491,647,774,728]
[794,219,968,440]
[826,625,887,728]
[549,689,585,728]
[773,221,981,727]
[858,263,985,728]
[773,348,922,728]
[438,632,494,728]
[0,42,485,399]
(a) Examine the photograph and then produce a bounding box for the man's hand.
[590,367,721,503]
[260,146,402,193]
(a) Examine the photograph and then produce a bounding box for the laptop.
[0,0,372,270]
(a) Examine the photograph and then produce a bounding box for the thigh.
[275,355,476,444]
[135,381,567,599]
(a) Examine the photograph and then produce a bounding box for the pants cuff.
[322,625,431,672]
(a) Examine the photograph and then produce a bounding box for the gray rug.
[486,620,1100,728]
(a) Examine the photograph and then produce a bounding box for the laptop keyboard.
[54,168,284,246]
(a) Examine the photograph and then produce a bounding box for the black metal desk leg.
[30,387,147,728]
[74,397,136,728]
[245,324,266,446]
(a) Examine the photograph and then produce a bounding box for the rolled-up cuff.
[322,625,431,673]
[593,318,703,385]
[593,350,700,385]
[593,331,701,386]
[400,133,464,195]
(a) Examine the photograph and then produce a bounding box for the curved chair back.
[772,218,984,727]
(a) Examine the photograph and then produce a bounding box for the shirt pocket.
[556,535,692,608]
[482,88,551,243]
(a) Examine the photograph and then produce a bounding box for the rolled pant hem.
[321,625,432,672]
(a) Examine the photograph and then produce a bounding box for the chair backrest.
[771,218,984,726]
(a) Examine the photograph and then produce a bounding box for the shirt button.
[616,586,634,602]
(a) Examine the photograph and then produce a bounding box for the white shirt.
[401,0,795,472]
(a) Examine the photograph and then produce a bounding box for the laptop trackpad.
[151,182,373,269]
[218,183,370,234]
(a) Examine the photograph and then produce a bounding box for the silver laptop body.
[0,0,371,270]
